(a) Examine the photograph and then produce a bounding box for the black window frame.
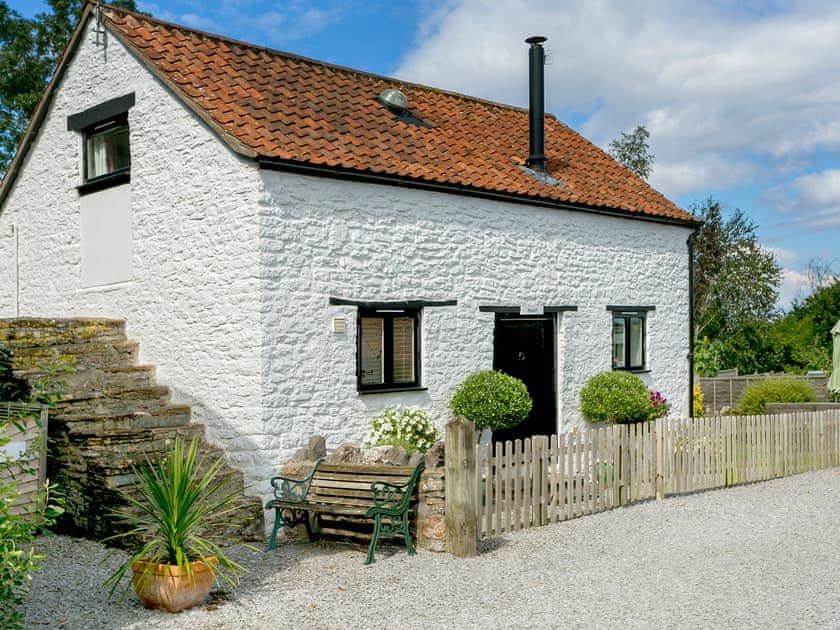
[356,307,422,393]
[68,93,135,195]
[79,113,131,193]
[607,306,655,372]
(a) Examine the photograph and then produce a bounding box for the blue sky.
[11,1,840,308]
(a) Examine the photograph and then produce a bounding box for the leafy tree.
[608,125,654,179]
[692,197,781,341]
[769,278,840,373]
[0,0,140,177]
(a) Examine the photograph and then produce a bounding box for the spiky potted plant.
[104,436,247,612]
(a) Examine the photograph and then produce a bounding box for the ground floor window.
[608,306,654,371]
[358,308,420,391]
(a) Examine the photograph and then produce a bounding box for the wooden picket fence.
[475,410,840,538]
[0,402,48,516]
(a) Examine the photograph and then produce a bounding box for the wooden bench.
[265,459,425,564]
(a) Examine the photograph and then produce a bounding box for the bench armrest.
[366,461,426,514]
[269,457,324,501]
[369,480,411,511]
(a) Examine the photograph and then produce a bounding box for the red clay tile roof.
[103,5,696,224]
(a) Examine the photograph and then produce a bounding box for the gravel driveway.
[23,467,840,629]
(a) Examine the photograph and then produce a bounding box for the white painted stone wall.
[0,23,265,489]
[259,171,693,469]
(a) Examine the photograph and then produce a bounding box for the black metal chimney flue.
[526,35,547,173]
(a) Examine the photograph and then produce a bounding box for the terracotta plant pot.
[131,557,218,612]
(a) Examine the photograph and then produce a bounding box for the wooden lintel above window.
[478,305,578,313]
[606,305,656,312]
[329,297,457,309]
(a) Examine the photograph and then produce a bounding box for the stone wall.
[417,444,445,552]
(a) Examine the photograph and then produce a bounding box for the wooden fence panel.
[473,410,840,540]
[0,403,48,517]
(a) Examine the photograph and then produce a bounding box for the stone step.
[74,423,208,470]
[4,317,265,545]
[11,340,139,373]
[55,386,172,416]
[55,404,192,435]
[53,365,159,400]
[104,460,246,498]
[0,317,126,348]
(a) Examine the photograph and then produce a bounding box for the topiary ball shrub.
[580,371,652,424]
[736,378,816,415]
[449,370,532,431]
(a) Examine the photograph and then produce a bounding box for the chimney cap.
[525,35,547,45]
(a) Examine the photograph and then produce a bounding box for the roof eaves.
[0,4,95,212]
[257,156,701,228]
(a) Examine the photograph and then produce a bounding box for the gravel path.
[23,468,840,629]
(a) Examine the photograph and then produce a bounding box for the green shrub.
[736,378,816,415]
[363,407,440,454]
[449,370,532,431]
[580,371,652,424]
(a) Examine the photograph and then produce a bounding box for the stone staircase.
[0,318,264,544]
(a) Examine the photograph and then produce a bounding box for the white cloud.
[767,247,799,267]
[650,156,757,199]
[394,0,840,197]
[179,12,223,33]
[764,169,840,231]
[778,267,810,309]
[234,8,344,43]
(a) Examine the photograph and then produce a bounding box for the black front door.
[492,314,556,444]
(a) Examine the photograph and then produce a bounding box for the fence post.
[445,416,477,558]
[534,435,547,526]
[655,417,665,500]
[619,424,630,506]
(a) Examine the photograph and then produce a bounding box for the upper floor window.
[67,92,134,195]
[84,114,130,182]
[608,306,655,371]
[358,307,421,391]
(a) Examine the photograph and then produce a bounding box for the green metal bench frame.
[265,459,425,564]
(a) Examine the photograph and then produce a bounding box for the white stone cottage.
[0,4,699,492]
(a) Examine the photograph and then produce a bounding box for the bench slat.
[269,500,369,516]
[310,479,387,492]
[318,463,418,475]
[313,472,416,485]
[307,496,378,509]
[308,488,375,501]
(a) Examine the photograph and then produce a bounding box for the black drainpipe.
[687,228,699,416]
[526,36,547,173]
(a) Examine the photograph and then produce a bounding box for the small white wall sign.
[520,303,544,315]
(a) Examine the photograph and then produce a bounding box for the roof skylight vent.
[376,88,433,128]
[378,88,409,112]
